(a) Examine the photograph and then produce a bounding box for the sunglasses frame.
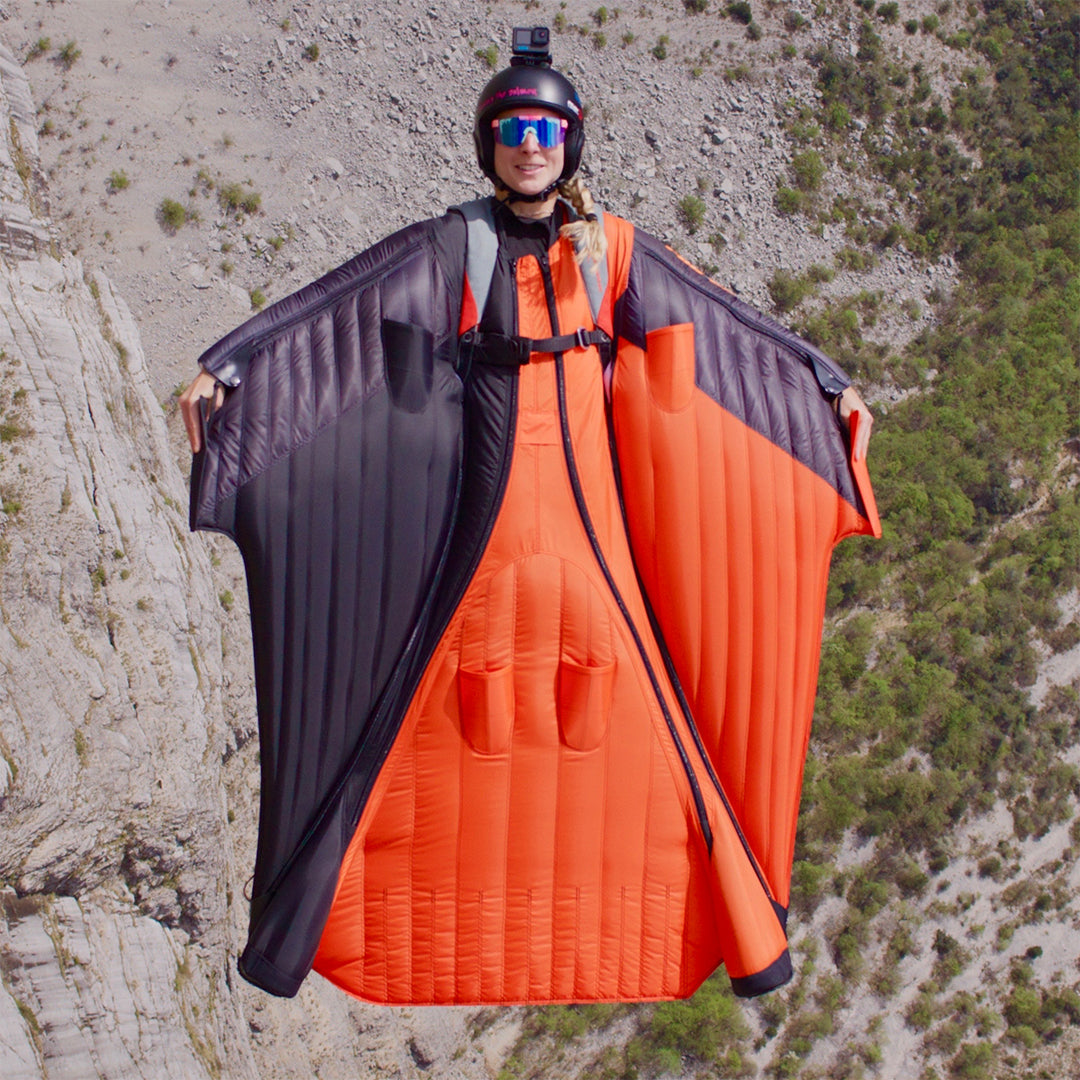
[491,115,569,149]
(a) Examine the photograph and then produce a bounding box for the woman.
[181,32,879,1006]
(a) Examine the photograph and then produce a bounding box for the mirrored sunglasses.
[491,115,568,148]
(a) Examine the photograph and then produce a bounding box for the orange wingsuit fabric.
[612,333,879,911]
[313,216,793,1003]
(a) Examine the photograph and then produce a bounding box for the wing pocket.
[381,318,434,413]
[458,665,515,756]
[557,658,615,752]
[645,322,695,413]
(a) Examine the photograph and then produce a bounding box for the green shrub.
[217,182,261,217]
[677,194,706,233]
[768,269,814,313]
[727,2,753,24]
[58,40,81,70]
[26,37,50,61]
[107,170,130,193]
[157,198,189,233]
[476,44,497,69]
[638,975,751,1068]
[949,1040,995,1079]
[651,35,669,60]
[775,186,802,215]
[792,149,826,191]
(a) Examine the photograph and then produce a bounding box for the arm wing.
[190,217,466,995]
[611,232,879,913]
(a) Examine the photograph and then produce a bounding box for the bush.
[949,1040,995,1079]
[775,186,802,215]
[768,269,813,313]
[157,198,189,233]
[727,2,753,24]
[107,170,130,193]
[58,40,81,70]
[792,149,826,192]
[217,182,261,217]
[677,194,706,233]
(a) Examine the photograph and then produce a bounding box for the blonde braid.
[558,177,608,266]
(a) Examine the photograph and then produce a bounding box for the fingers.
[178,371,221,454]
[837,386,873,462]
[854,407,873,462]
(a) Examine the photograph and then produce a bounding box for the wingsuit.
[190,189,880,1005]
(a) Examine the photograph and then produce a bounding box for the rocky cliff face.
[0,37,258,1078]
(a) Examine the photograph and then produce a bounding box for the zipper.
[339,266,524,832]
[533,250,715,856]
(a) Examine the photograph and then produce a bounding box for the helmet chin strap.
[494,177,563,204]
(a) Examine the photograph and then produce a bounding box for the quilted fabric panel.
[616,231,866,518]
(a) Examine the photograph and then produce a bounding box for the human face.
[492,106,566,201]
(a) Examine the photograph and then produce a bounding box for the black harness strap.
[460,327,611,368]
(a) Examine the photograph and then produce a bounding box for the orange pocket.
[557,658,616,752]
[458,665,515,756]
[645,322,695,412]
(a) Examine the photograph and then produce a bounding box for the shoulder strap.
[456,197,609,331]
[457,198,499,327]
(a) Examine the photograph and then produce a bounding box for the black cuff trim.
[772,900,789,932]
[730,949,793,998]
[238,947,304,998]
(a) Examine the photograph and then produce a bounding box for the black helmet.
[474,28,584,196]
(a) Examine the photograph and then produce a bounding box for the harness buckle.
[510,336,533,365]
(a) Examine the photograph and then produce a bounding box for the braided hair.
[557,177,607,265]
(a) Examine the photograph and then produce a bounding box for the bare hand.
[836,385,873,463]
[178,370,223,454]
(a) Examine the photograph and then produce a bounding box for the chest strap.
[459,327,612,368]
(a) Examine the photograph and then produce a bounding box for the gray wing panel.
[190,217,466,996]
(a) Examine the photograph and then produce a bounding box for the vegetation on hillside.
[501,0,1078,1077]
